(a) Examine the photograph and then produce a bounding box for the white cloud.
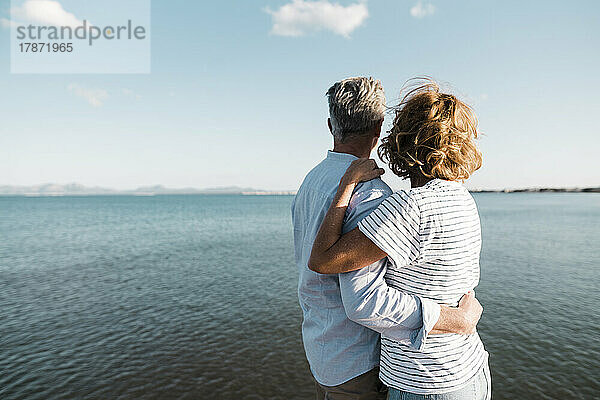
[265,0,368,38]
[410,1,436,19]
[11,0,84,28]
[68,84,108,107]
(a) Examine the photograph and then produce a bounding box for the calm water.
[1,193,598,399]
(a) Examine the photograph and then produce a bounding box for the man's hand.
[430,291,483,335]
[456,290,483,334]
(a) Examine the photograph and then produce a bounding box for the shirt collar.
[326,150,359,162]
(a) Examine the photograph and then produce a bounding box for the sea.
[0,193,598,399]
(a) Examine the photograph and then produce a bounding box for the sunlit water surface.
[1,193,598,399]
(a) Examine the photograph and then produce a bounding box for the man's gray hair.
[326,77,386,143]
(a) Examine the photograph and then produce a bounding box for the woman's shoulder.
[410,179,468,200]
[386,189,421,217]
[386,179,470,215]
[407,179,478,224]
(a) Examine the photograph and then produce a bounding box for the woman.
[308,79,490,400]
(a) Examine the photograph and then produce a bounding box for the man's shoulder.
[356,177,393,195]
[297,157,354,199]
[295,158,392,207]
[294,160,330,196]
[347,178,393,214]
[353,178,393,203]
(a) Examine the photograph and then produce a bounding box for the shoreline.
[469,187,600,193]
[1,184,598,197]
[1,188,599,197]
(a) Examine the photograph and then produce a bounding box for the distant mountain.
[0,183,117,195]
[194,186,258,194]
[0,184,280,196]
[2,183,596,196]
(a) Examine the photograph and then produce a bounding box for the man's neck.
[332,142,372,159]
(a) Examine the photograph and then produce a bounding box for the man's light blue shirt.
[291,151,441,387]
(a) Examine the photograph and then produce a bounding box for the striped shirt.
[357,178,488,394]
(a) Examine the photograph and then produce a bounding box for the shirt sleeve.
[339,261,441,349]
[340,184,440,350]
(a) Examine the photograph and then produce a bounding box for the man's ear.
[376,119,384,135]
[371,134,379,149]
[373,119,384,139]
[371,119,384,148]
[327,118,333,134]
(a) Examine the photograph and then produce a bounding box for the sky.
[0,0,599,191]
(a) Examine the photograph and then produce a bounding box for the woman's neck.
[409,173,433,188]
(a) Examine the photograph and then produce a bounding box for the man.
[291,77,483,400]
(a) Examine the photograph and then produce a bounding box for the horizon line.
[1,182,599,195]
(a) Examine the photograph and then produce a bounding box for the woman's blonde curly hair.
[379,78,482,181]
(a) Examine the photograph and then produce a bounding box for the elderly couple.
[292,77,490,400]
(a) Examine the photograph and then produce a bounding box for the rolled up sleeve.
[339,263,441,349]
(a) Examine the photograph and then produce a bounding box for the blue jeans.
[387,364,491,400]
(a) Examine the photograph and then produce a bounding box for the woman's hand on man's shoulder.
[342,158,385,186]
